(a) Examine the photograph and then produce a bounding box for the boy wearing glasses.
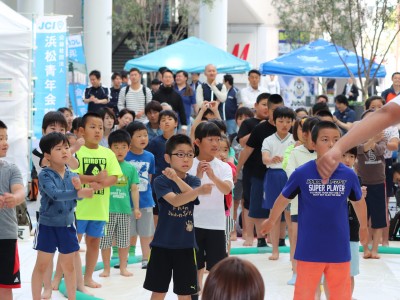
[144,134,213,299]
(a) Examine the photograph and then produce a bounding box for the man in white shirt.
[238,69,268,109]
[196,64,227,107]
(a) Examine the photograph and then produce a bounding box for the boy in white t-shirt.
[188,122,233,295]
[261,106,295,260]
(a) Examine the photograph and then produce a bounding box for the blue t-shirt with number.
[283,160,362,263]
[152,174,201,249]
[125,150,155,208]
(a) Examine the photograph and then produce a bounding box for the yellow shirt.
[74,145,122,221]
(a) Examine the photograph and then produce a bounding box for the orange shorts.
[294,260,351,300]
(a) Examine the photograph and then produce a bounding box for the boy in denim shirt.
[31,133,94,300]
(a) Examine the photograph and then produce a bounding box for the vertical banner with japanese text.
[68,34,88,116]
[34,16,67,139]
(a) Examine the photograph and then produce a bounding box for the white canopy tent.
[0,2,32,184]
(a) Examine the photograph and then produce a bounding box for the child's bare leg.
[231,200,240,241]
[177,296,191,300]
[243,209,254,246]
[253,218,267,241]
[269,221,280,260]
[285,210,292,245]
[99,248,111,277]
[197,268,205,292]
[0,288,12,300]
[41,254,54,299]
[32,251,53,300]
[118,247,132,276]
[363,244,372,259]
[140,236,152,261]
[74,251,92,295]
[150,292,166,300]
[288,221,298,285]
[241,200,247,240]
[59,252,76,300]
[84,235,102,288]
[371,228,382,258]
[51,256,63,290]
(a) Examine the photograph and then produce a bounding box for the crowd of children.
[1,67,400,300]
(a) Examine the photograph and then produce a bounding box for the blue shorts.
[249,176,270,219]
[350,242,360,277]
[263,169,288,209]
[364,183,387,229]
[76,220,106,238]
[33,223,79,254]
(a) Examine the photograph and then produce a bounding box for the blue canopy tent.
[124,37,251,74]
[260,39,386,78]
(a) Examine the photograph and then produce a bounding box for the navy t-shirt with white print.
[282,160,362,263]
[152,174,201,249]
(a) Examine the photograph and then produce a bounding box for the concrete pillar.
[199,0,228,51]
[84,0,112,86]
[17,0,44,18]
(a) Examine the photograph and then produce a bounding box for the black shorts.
[385,158,394,197]
[365,183,387,229]
[0,239,21,289]
[195,228,227,271]
[143,247,198,295]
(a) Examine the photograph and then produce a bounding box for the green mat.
[230,245,400,255]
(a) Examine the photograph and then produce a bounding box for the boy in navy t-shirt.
[143,134,212,299]
[261,121,368,300]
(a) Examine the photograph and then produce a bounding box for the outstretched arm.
[317,102,400,181]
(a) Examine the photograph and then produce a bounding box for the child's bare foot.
[363,249,372,259]
[51,275,62,290]
[77,285,94,296]
[41,288,52,299]
[99,269,110,277]
[120,269,133,277]
[84,279,102,288]
[382,242,389,247]
[230,231,237,241]
[371,252,381,259]
[268,253,279,260]
[243,239,253,246]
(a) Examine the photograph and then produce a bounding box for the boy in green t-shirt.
[75,112,123,288]
[99,130,140,277]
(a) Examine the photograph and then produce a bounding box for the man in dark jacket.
[219,74,239,135]
[153,69,187,133]
[341,78,359,101]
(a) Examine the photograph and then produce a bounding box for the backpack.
[389,210,400,241]
[124,85,147,107]
[16,200,32,233]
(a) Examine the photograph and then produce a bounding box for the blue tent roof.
[124,37,251,74]
[260,39,386,78]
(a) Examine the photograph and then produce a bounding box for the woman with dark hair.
[98,107,116,147]
[115,108,135,130]
[202,257,265,300]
